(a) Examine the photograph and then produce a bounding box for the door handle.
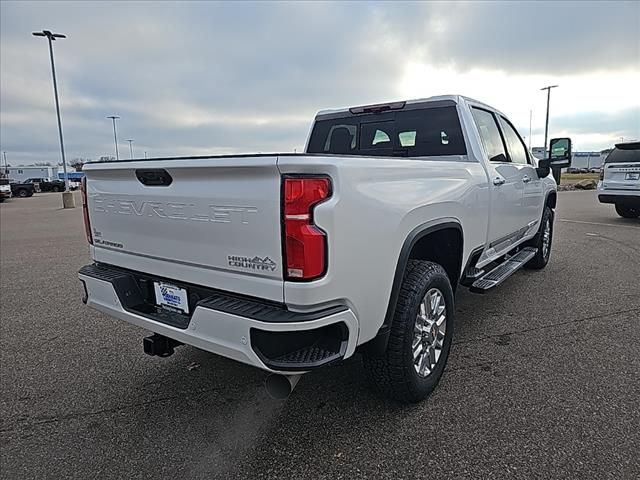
[522,175,532,183]
[493,176,506,186]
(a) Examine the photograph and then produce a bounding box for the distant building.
[5,166,58,182]
[571,151,603,169]
[57,171,85,180]
[531,147,604,169]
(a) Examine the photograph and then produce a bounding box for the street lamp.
[540,85,558,157]
[107,115,120,160]
[541,84,559,182]
[32,29,72,204]
[126,139,134,159]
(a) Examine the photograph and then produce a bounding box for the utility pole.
[2,151,7,176]
[33,29,73,206]
[107,115,120,160]
[126,139,134,159]
[541,85,559,183]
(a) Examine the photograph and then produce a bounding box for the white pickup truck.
[79,95,570,402]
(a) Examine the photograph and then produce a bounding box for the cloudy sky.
[1,0,638,165]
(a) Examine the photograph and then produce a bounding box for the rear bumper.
[78,263,358,373]
[597,191,640,206]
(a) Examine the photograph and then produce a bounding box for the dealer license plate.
[154,282,189,314]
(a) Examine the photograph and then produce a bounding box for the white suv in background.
[597,142,640,218]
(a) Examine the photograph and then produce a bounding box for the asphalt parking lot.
[1,191,638,479]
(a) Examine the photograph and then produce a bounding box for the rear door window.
[307,106,466,157]
[471,108,507,162]
[498,117,530,165]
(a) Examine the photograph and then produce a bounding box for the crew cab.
[597,142,640,218]
[78,95,568,402]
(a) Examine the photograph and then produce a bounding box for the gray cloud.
[1,1,638,165]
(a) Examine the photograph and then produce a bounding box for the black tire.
[363,260,454,403]
[615,203,639,218]
[52,185,60,192]
[16,188,28,198]
[525,205,554,270]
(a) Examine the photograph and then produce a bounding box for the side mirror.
[549,137,572,168]
[536,158,551,178]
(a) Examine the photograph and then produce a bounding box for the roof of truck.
[315,94,503,119]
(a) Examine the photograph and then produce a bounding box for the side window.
[372,130,391,145]
[360,121,394,150]
[398,130,416,147]
[498,117,529,165]
[471,108,506,162]
[322,124,357,152]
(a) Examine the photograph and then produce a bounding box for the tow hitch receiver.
[143,334,183,357]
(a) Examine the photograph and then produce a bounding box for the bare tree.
[70,158,88,172]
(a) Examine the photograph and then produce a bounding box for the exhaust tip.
[265,374,301,400]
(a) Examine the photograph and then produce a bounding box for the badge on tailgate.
[154,282,189,314]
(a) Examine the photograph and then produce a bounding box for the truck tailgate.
[83,156,284,302]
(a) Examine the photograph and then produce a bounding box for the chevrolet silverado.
[78,95,570,402]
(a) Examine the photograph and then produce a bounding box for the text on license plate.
[625,172,639,180]
[154,282,189,314]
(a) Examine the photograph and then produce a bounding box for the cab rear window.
[307,106,466,157]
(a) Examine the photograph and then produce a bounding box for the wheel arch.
[546,190,557,209]
[359,221,463,354]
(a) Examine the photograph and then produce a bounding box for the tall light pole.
[540,85,558,157]
[2,151,7,176]
[541,85,559,183]
[32,30,71,197]
[107,115,120,160]
[126,139,134,159]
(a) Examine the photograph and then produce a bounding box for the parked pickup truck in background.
[9,180,35,198]
[78,95,571,402]
[597,142,640,218]
[24,177,72,192]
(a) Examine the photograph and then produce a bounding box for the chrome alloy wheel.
[542,217,551,259]
[412,288,447,377]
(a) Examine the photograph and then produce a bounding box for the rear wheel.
[52,185,60,192]
[525,205,554,270]
[363,260,454,403]
[615,203,639,218]
[16,188,28,198]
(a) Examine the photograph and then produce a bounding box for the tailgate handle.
[136,169,173,187]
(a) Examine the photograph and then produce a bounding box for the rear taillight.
[282,176,332,280]
[599,166,605,181]
[81,177,92,244]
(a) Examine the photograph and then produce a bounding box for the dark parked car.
[24,177,67,192]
